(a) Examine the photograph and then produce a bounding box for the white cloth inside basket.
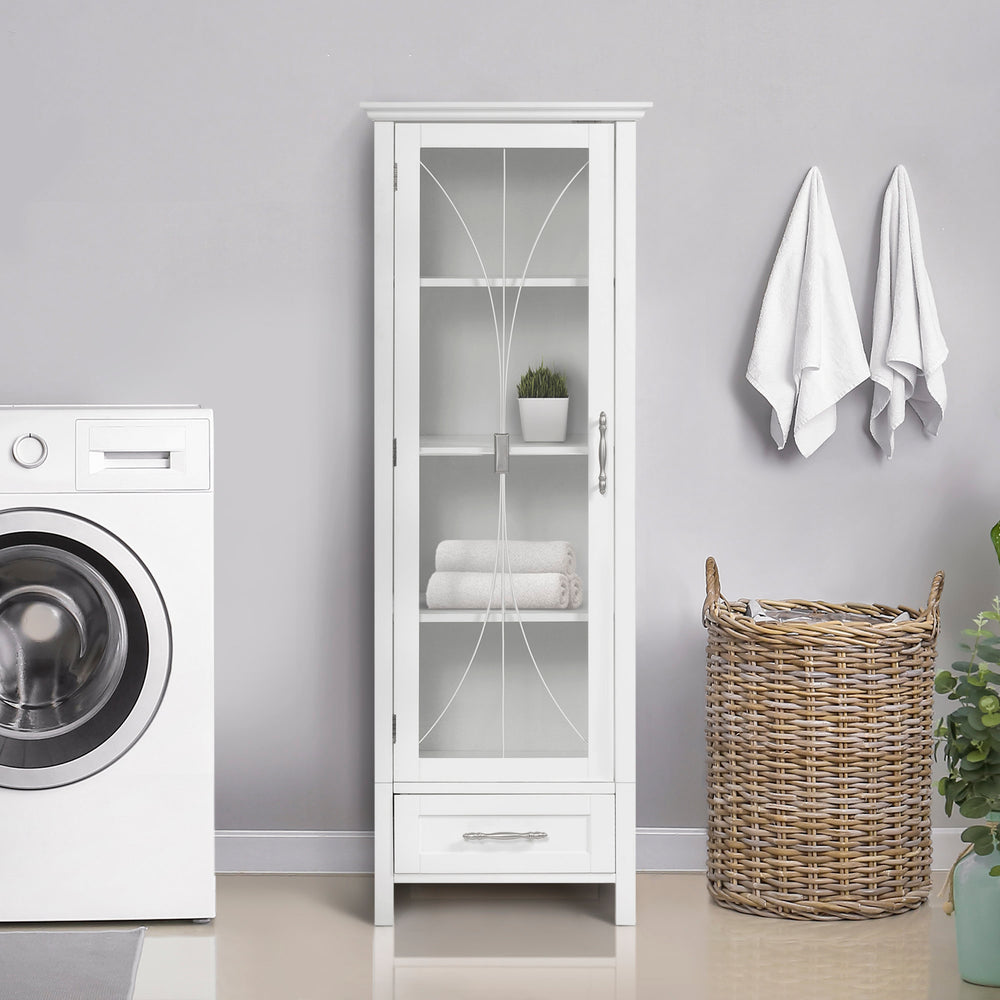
[746,600,911,625]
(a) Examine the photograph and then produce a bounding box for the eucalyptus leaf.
[979,694,1000,715]
[961,825,990,843]
[960,720,983,740]
[956,681,984,700]
[935,672,956,693]
[960,797,992,818]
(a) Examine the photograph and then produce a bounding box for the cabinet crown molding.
[361,101,652,122]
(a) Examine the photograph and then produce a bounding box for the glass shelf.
[420,600,589,623]
[421,277,587,288]
[420,435,587,457]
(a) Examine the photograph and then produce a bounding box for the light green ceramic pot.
[953,812,1000,987]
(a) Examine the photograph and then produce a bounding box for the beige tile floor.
[27,873,1000,999]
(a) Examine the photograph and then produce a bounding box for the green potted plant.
[935,526,1000,986]
[516,361,569,443]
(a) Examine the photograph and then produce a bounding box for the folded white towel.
[746,167,869,457]
[425,572,583,611]
[434,539,576,576]
[869,165,948,458]
[567,573,583,610]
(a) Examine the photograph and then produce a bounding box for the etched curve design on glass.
[419,149,589,758]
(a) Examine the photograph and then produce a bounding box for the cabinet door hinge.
[393,163,398,191]
[392,438,397,466]
[392,714,397,743]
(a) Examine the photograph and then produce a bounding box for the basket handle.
[925,570,945,621]
[703,556,722,626]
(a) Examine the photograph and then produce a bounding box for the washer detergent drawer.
[394,794,615,874]
[76,419,211,491]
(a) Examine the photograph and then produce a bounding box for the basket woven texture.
[703,556,944,920]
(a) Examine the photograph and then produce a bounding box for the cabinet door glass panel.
[395,124,614,781]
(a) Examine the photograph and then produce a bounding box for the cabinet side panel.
[374,120,395,786]
[614,121,637,785]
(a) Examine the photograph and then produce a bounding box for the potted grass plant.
[934,523,1000,987]
[516,362,568,442]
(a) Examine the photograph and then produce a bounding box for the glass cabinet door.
[393,123,615,782]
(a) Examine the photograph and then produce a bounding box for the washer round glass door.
[0,509,170,789]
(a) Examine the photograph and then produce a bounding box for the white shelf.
[421,277,587,288]
[420,434,587,457]
[420,599,589,624]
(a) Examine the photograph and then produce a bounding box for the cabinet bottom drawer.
[394,794,615,875]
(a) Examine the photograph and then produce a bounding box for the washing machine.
[0,405,214,921]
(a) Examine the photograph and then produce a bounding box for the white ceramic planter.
[518,397,569,442]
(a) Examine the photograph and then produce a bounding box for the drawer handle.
[462,831,549,841]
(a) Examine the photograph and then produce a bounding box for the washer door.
[0,509,170,789]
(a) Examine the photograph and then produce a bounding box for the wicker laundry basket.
[703,556,944,920]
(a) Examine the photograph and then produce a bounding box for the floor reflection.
[116,873,984,999]
[374,884,635,999]
[707,903,932,1000]
[134,926,216,1000]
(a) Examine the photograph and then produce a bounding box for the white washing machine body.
[0,406,214,921]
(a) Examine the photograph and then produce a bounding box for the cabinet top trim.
[361,102,652,122]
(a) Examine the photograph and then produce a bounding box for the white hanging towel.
[746,167,869,457]
[869,165,948,458]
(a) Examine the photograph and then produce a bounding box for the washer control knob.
[11,433,48,469]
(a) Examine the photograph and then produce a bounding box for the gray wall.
[2,0,998,832]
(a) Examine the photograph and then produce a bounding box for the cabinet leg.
[615,782,636,925]
[615,872,636,926]
[374,783,394,926]
[372,926,395,1000]
[374,875,394,927]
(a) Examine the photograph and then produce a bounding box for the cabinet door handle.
[462,831,549,841]
[598,412,608,495]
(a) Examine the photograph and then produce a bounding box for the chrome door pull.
[598,412,608,495]
[462,831,549,841]
[494,432,509,474]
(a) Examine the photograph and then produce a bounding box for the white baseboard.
[216,830,373,873]
[637,827,963,872]
[636,827,706,871]
[216,827,965,874]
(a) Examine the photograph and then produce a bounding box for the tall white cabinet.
[367,103,648,926]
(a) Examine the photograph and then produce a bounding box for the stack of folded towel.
[425,540,584,610]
